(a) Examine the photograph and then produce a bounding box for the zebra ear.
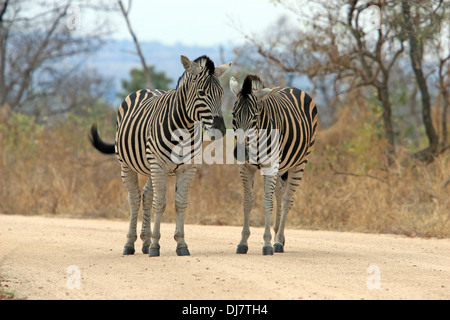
[254,87,280,102]
[229,77,241,97]
[215,62,232,78]
[180,55,202,76]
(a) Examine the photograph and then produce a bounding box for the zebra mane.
[194,55,215,75]
[241,74,264,96]
[176,55,215,89]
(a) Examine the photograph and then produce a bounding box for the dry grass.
[0,108,449,238]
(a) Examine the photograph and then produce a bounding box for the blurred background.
[0,0,448,237]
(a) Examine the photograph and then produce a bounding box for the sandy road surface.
[0,214,449,300]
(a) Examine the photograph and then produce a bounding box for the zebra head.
[230,75,279,162]
[180,55,231,138]
[230,75,279,132]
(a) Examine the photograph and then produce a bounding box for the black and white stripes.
[90,55,231,256]
[230,74,318,255]
[89,58,318,257]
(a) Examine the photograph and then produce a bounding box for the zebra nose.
[211,116,226,137]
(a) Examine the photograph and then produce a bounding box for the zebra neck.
[258,102,275,132]
[174,82,196,129]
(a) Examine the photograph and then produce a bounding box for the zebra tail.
[89,123,115,154]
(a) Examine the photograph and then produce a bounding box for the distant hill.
[84,39,234,104]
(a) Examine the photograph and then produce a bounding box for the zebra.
[89,55,231,257]
[230,74,318,255]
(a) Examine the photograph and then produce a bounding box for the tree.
[438,54,450,148]
[117,0,153,89]
[237,0,449,162]
[118,66,172,99]
[238,0,405,162]
[32,68,112,121]
[401,0,449,159]
[0,0,112,118]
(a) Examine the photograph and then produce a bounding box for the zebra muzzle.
[210,116,226,138]
[233,139,250,163]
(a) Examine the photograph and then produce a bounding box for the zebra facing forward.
[90,55,231,256]
[230,75,318,255]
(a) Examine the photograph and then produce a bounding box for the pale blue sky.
[18,0,297,46]
[109,0,296,46]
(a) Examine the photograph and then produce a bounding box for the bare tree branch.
[0,0,111,118]
[327,160,388,183]
[117,0,153,89]
[11,2,70,109]
[0,0,8,23]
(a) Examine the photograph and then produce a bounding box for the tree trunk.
[442,88,448,147]
[377,83,396,163]
[401,0,439,156]
[439,57,449,147]
[0,0,9,107]
[117,0,153,89]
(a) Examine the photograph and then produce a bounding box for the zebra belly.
[116,146,152,176]
[144,145,195,176]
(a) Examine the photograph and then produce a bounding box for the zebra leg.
[149,163,167,257]
[274,163,306,253]
[173,166,197,256]
[140,178,153,254]
[273,176,285,239]
[236,164,256,254]
[262,174,277,255]
[121,164,141,255]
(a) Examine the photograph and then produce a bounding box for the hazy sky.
[109,0,296,46]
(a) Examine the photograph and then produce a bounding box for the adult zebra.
[90,55,231,256]
[230,75,318,255]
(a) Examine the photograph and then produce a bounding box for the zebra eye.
[198,90,206,97]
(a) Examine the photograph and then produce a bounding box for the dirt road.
[1,214,449,300]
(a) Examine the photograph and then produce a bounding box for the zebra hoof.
[142,245,149,254]
[176,247,190,256]
[123,246,135,255]
[149,248,160,257]
[236,245,248,254]
[273,243,284,253]
[262,246,274,255]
